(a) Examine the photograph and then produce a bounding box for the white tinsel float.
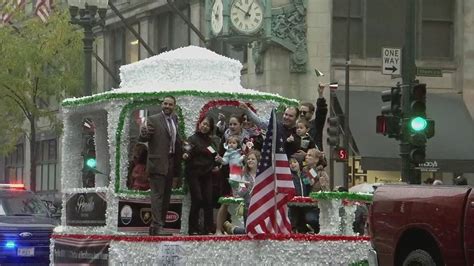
[52,46,370,264]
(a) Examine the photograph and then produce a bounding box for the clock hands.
[246,1,254,16]
[234,5,248,15]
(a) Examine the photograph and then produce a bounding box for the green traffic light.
[410,117,427,131]
[86,158,97,168]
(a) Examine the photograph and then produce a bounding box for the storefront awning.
[336,90,474,173]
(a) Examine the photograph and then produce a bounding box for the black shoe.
[149,226,163,236]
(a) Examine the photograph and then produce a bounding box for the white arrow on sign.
[382,47,401,75]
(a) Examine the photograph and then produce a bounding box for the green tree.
[0,10,83,191]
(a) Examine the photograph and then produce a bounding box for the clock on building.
[210,0,224,35]
[230,0,264,34]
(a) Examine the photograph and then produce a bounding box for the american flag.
[246,109,295,236]
[35,0,51,23]
[1,0,26,24]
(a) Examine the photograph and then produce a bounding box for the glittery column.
[180,192,191,234]
[318,199,342,235]
[343,204,357,236]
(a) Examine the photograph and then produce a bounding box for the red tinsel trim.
[290,196,317,203]
[342,199,366,206]
[52,233,370,243]
[196,100,257,130]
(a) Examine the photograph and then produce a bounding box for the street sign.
[382,47,401,75]
[416,68,442,77]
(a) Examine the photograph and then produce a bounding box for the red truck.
[368,185,474,266]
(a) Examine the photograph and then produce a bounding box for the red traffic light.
[376,115,387,135]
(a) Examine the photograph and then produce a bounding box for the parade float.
[51,45,370,264]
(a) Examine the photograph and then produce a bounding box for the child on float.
[214,114,249,235]
[216,135,246,194]
[295,119,316,153]
[285,119,316,163]
[127,143,150,191]
[215,135,246,234]
[298,148,330,233]
[222,150,261,234]
[288,156,316,233]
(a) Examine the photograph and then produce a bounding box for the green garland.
[310,192,373,202]
[62,90,299,107]
[218,196,244,204]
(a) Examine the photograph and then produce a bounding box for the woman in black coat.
[183,116,220,235]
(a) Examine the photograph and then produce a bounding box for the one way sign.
[382,47,401,75]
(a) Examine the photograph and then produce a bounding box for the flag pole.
[271,109,278,233]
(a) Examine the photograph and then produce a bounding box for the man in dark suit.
[299,83,328,151]
[139,95,182,235]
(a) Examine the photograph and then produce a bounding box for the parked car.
[0,184,57,264]
[368,185,474,266]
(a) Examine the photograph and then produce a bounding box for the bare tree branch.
[5,94,31,120]
[2,84,31,119]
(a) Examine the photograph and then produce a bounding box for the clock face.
[230,0,264,34]
[211,0,224,35]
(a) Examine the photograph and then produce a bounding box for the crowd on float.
[126,84,367,236]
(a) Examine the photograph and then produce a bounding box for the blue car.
[0,184,57,264]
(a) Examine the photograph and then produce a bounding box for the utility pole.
[400,0,416,183]
[343,0,351,188]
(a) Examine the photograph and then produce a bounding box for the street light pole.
[401,0,416,183]
[343,0,351,189]
[68,0,108,96]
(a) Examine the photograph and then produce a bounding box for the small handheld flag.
[314,68,324,77]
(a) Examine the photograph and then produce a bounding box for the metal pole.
[401,0,416,183]
[343,0,351,189]
[83,23,94,96]
[329,91,335,190]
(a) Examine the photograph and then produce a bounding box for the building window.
[112,28,125,88]
[155,6,190,53]
[125,24,140,63]
[5,144,24,184]
[420,0,454,59]
[171,6,190,49]
[35,139,58,192]
[332,0,454,60]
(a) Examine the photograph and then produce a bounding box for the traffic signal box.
[376,82,435,164]
[376,85,402,139]
[82,135,97,173]
[404,83,435,163]
[327,116,340,147]
[327,116,348,162]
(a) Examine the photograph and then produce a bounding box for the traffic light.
[405,83,435,163]
[376,115,401,139]
[84,153,97,170]
[376,85,402,139]
[82,135,98,173]
[326,116,340,146]
[381,85,402,116]
[334,147,348,162]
